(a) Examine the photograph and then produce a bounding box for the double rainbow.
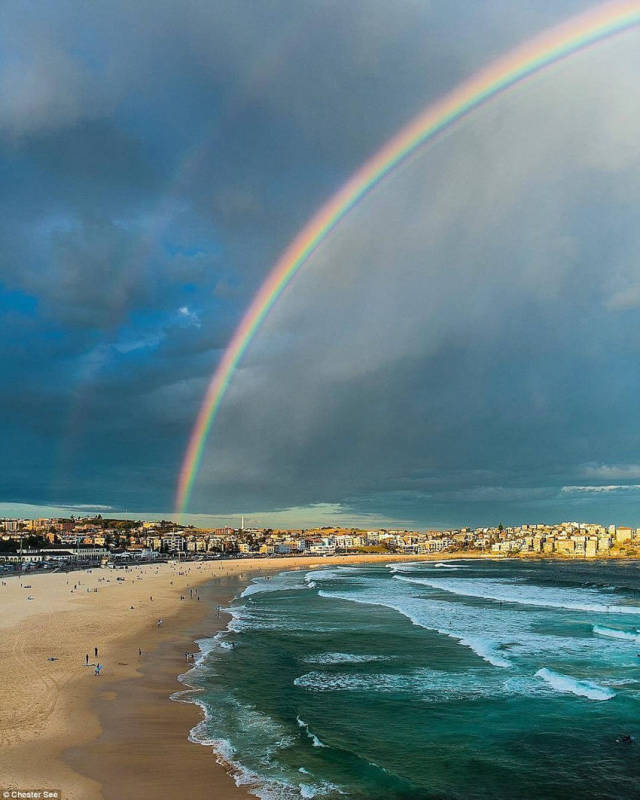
[176,1,640,515]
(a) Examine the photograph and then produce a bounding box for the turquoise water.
[184,560,640,799]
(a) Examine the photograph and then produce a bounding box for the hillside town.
[1,516,640,569]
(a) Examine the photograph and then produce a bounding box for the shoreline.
[0,554,449,799]
[64,572,249,800]
[4,551,635,799]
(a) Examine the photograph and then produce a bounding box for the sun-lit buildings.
[1,514,640,568]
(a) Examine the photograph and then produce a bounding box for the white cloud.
[115,333,164,354]
[64,504,115,511]
[0,502,115,517]
[605,285,640,311]
[580,463,640,481]
[178,306,201,327]
[561,485,640,494]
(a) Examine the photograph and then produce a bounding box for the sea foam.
[317,587,514,668]
[296,716,327,747]
[304,652,394,665]
[592,624,640,642]
[294,667,553,701]
[186,697,339,800]
[241,574,310,598]
[196,734,339,799]
[394,575,640,615]
[535,668,615,701]
[386,562,426,574]
[457,636,511,669]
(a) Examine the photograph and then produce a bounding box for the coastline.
[1,553,450,799]
[5,550,635,799]
[65,572,248,800]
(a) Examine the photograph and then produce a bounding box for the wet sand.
[65,574,247,800]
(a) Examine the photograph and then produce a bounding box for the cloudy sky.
[3,0,640,528]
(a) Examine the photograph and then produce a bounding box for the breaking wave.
[317,588,513,668]
[296,716,327,747]
[394,575,640,615]
[535,668,615,701]
[241,574,311,598]
[593,624,640,642]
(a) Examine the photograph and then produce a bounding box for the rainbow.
[176,0,640,515]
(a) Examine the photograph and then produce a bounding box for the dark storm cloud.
[188,29,640,526]
[0,0,631,524]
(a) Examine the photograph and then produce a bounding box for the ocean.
[181,559,640,799]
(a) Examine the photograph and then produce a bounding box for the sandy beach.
[0,553,445,799]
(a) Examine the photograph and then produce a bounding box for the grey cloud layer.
[1,0,636,525]
[191,31,640,525]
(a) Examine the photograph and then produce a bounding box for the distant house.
[615,527,633,544]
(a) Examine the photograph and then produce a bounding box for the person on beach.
[94,646,98,658]
[138,647,142,656]
[85,653,89,666]
[94,663,102,676]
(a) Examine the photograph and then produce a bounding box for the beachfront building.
[161,532,186,552]
[491,540,521,554]
[308,538,336,555]
[0,546,108,565]
[615,527,633,544]
[423,537,450,553]
[3,513,640,564]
